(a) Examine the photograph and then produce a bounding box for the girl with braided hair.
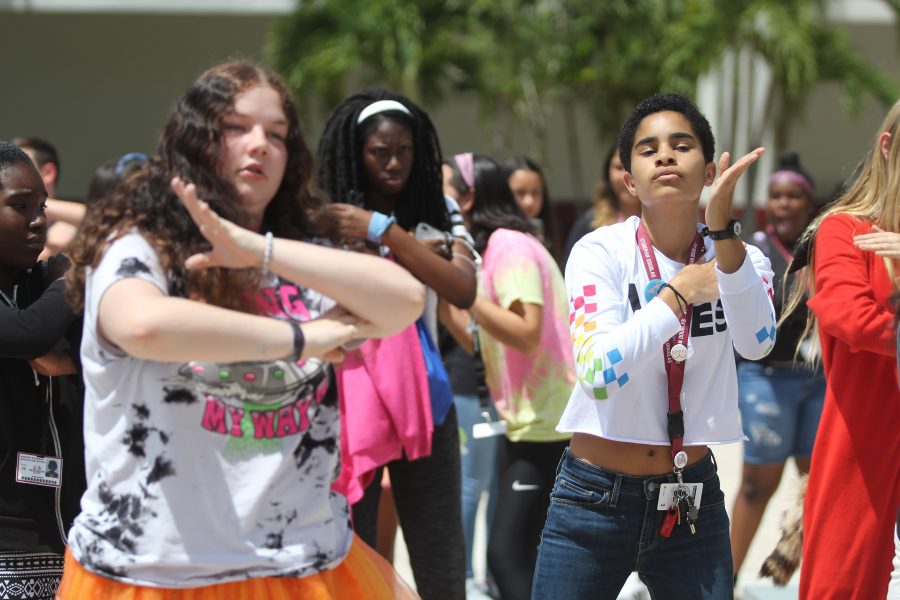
[317,90,475,600]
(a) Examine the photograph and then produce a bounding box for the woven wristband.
[367,212,396,244]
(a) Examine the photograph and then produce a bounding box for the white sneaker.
[465,578,494,600]
[617,572,650,600]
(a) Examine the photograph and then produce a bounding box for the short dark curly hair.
[617,93,715,173]
[0,140,35,183]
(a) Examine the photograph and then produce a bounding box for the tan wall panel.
[0,13,896,209]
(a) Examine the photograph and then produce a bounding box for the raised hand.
[43,253,71,285]
[171,177,265,270]
[324,203,373,240]
[420,237,453,260]
[670,260,720,306]
[705,148,765,230]
[853,225,900,258]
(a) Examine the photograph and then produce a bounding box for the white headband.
[356,100,412,125]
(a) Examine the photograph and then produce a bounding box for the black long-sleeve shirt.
[0,259,83,554]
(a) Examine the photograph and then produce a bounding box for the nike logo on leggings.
[512,480,540,492]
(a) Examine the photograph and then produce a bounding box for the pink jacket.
[332,322,434,504]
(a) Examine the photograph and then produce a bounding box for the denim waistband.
[558,447,719,502]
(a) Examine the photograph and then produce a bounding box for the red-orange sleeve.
[806,213,896,357]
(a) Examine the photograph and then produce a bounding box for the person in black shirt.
[0,140,83,600]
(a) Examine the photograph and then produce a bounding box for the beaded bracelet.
[261,231,274,277]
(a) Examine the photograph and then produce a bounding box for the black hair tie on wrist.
[662,283,688,314]
[288,321,305,360]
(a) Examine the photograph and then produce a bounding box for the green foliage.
[266,0,478,114]
[266,0,899,152]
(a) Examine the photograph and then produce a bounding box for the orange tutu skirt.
[56,534,419,599]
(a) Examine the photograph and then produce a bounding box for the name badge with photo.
[16,452,63,488]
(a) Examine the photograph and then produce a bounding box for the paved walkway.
[392,441,802,598]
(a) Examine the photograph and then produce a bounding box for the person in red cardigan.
[784,98,900,599]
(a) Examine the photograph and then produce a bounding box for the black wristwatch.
[705,219,742,240]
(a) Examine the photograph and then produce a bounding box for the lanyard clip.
[673,450,688,483]
[666,410,684,440]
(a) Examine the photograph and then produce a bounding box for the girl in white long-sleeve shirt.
[533,93,774,600]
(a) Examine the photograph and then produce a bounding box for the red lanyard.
[765,224,794,264]
[635,222,705,466]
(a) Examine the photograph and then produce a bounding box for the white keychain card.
[656,482,703,510]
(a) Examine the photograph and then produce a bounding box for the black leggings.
[352,405,466,600]
[487,438,568,600]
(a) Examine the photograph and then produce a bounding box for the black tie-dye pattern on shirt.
[82,482,158,557]
[132,403,150,419]
[162,386,198,405]
[115,257,152,278]
[73,257,352,585]
[145,456,175,485]
[122,403,172,461]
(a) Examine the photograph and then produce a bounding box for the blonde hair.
[782,98,900,363]
[591,179,617,228]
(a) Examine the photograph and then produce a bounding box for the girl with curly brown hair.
[57,62,424,599]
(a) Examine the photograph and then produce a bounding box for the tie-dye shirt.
[559,216,776,445]
[478,229,573,442]
[68,232,352,587]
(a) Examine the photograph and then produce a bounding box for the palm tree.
[266,0,897,207]
[655,0,898,217]
[266,0,478,118]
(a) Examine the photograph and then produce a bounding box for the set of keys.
[659,485,699,537]
[657,474,702,539]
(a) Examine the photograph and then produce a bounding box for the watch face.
[733,220,742,236]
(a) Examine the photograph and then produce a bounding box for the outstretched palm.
[171,177,264,271]
[705,148,765,230]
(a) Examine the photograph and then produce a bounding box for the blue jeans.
[454,393,499,578]
[533,448,733,600]
[737,362,825,464]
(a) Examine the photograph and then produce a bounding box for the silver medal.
[670,343,688,363]
[674,451,688,469]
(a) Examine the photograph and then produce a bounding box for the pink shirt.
[479,229,573,442]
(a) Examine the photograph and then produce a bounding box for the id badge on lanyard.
[636,222,704,537]
[16,452,63,488]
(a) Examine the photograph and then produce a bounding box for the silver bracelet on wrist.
[261,231,274,277]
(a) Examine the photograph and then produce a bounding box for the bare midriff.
[569,432,709,476]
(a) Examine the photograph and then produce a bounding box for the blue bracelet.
[367,212,396,244]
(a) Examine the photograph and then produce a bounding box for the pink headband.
[454,152,475,190]
[769,170,815,199]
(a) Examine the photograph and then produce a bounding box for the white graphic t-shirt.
[559,217,776,445]
[68,232,352,587]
